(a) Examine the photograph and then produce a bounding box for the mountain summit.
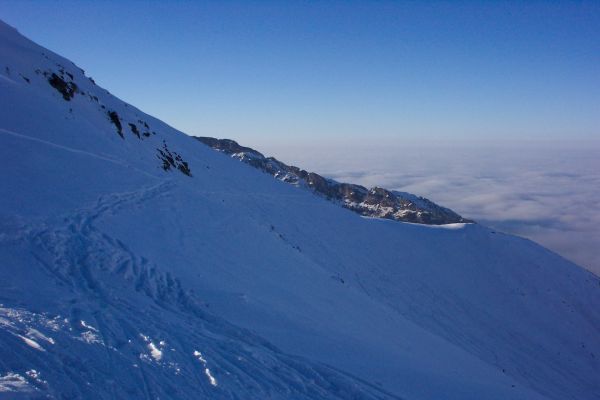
[1,20,599,400]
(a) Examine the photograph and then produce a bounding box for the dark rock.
[48,72,77,101]
[108,110,123,138]
[128,123,141,139]
[156,141,192,177]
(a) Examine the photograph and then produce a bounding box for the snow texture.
[1,19,599,400]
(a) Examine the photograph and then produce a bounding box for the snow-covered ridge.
[0,19,193,181]
[196,137,470,225]
[1,19,600,400]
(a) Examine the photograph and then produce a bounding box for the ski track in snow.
[1,18,599,400]
[21,179,195,322]
[0,127,124,166]
[1,181,399,399]
[0,127,161,179]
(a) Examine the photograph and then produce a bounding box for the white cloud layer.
[260,142,600,276]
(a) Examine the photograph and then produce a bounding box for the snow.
[0,18,599,400]
[147,342,163,362]
[194,351,218,386]
[26,328,54,344]
[17,336,44,351]
[79,320,98,332]
[205,368,218,387]
[0,373,35,393]
[80,330,103,345]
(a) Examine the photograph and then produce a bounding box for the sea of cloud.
[258,141,600,276]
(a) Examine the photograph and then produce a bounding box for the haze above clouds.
[258,141,600,276]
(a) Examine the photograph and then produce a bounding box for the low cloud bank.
[261,142,600,275]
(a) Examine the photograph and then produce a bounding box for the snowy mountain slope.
[0,195,398,400]
[1,19,600,400]
[194,136,470,225]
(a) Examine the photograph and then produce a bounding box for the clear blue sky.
[1,1,598,145]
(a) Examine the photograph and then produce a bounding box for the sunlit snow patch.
[148,342,163,361]
[27,328,55,344]
[0,372,36,393]
[140,334,163,362]
[18,334,44,351]
[193,350,218,386]
[80,320,98,332]
[25,369,48,387]
[79,321,103,345]
[80,330,103,345]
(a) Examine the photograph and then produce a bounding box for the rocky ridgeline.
[195,137,471,225]
[33,58,190,176]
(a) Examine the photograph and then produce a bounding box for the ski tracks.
[1,180,403,399]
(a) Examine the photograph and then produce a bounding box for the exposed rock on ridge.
[195,137,471,225]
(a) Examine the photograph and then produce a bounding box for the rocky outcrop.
[195,137,471,225]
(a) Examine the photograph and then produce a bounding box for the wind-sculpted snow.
[1,18,600,400]
[0,182,397,400]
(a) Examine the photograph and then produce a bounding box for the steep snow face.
[1,19,600,400]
